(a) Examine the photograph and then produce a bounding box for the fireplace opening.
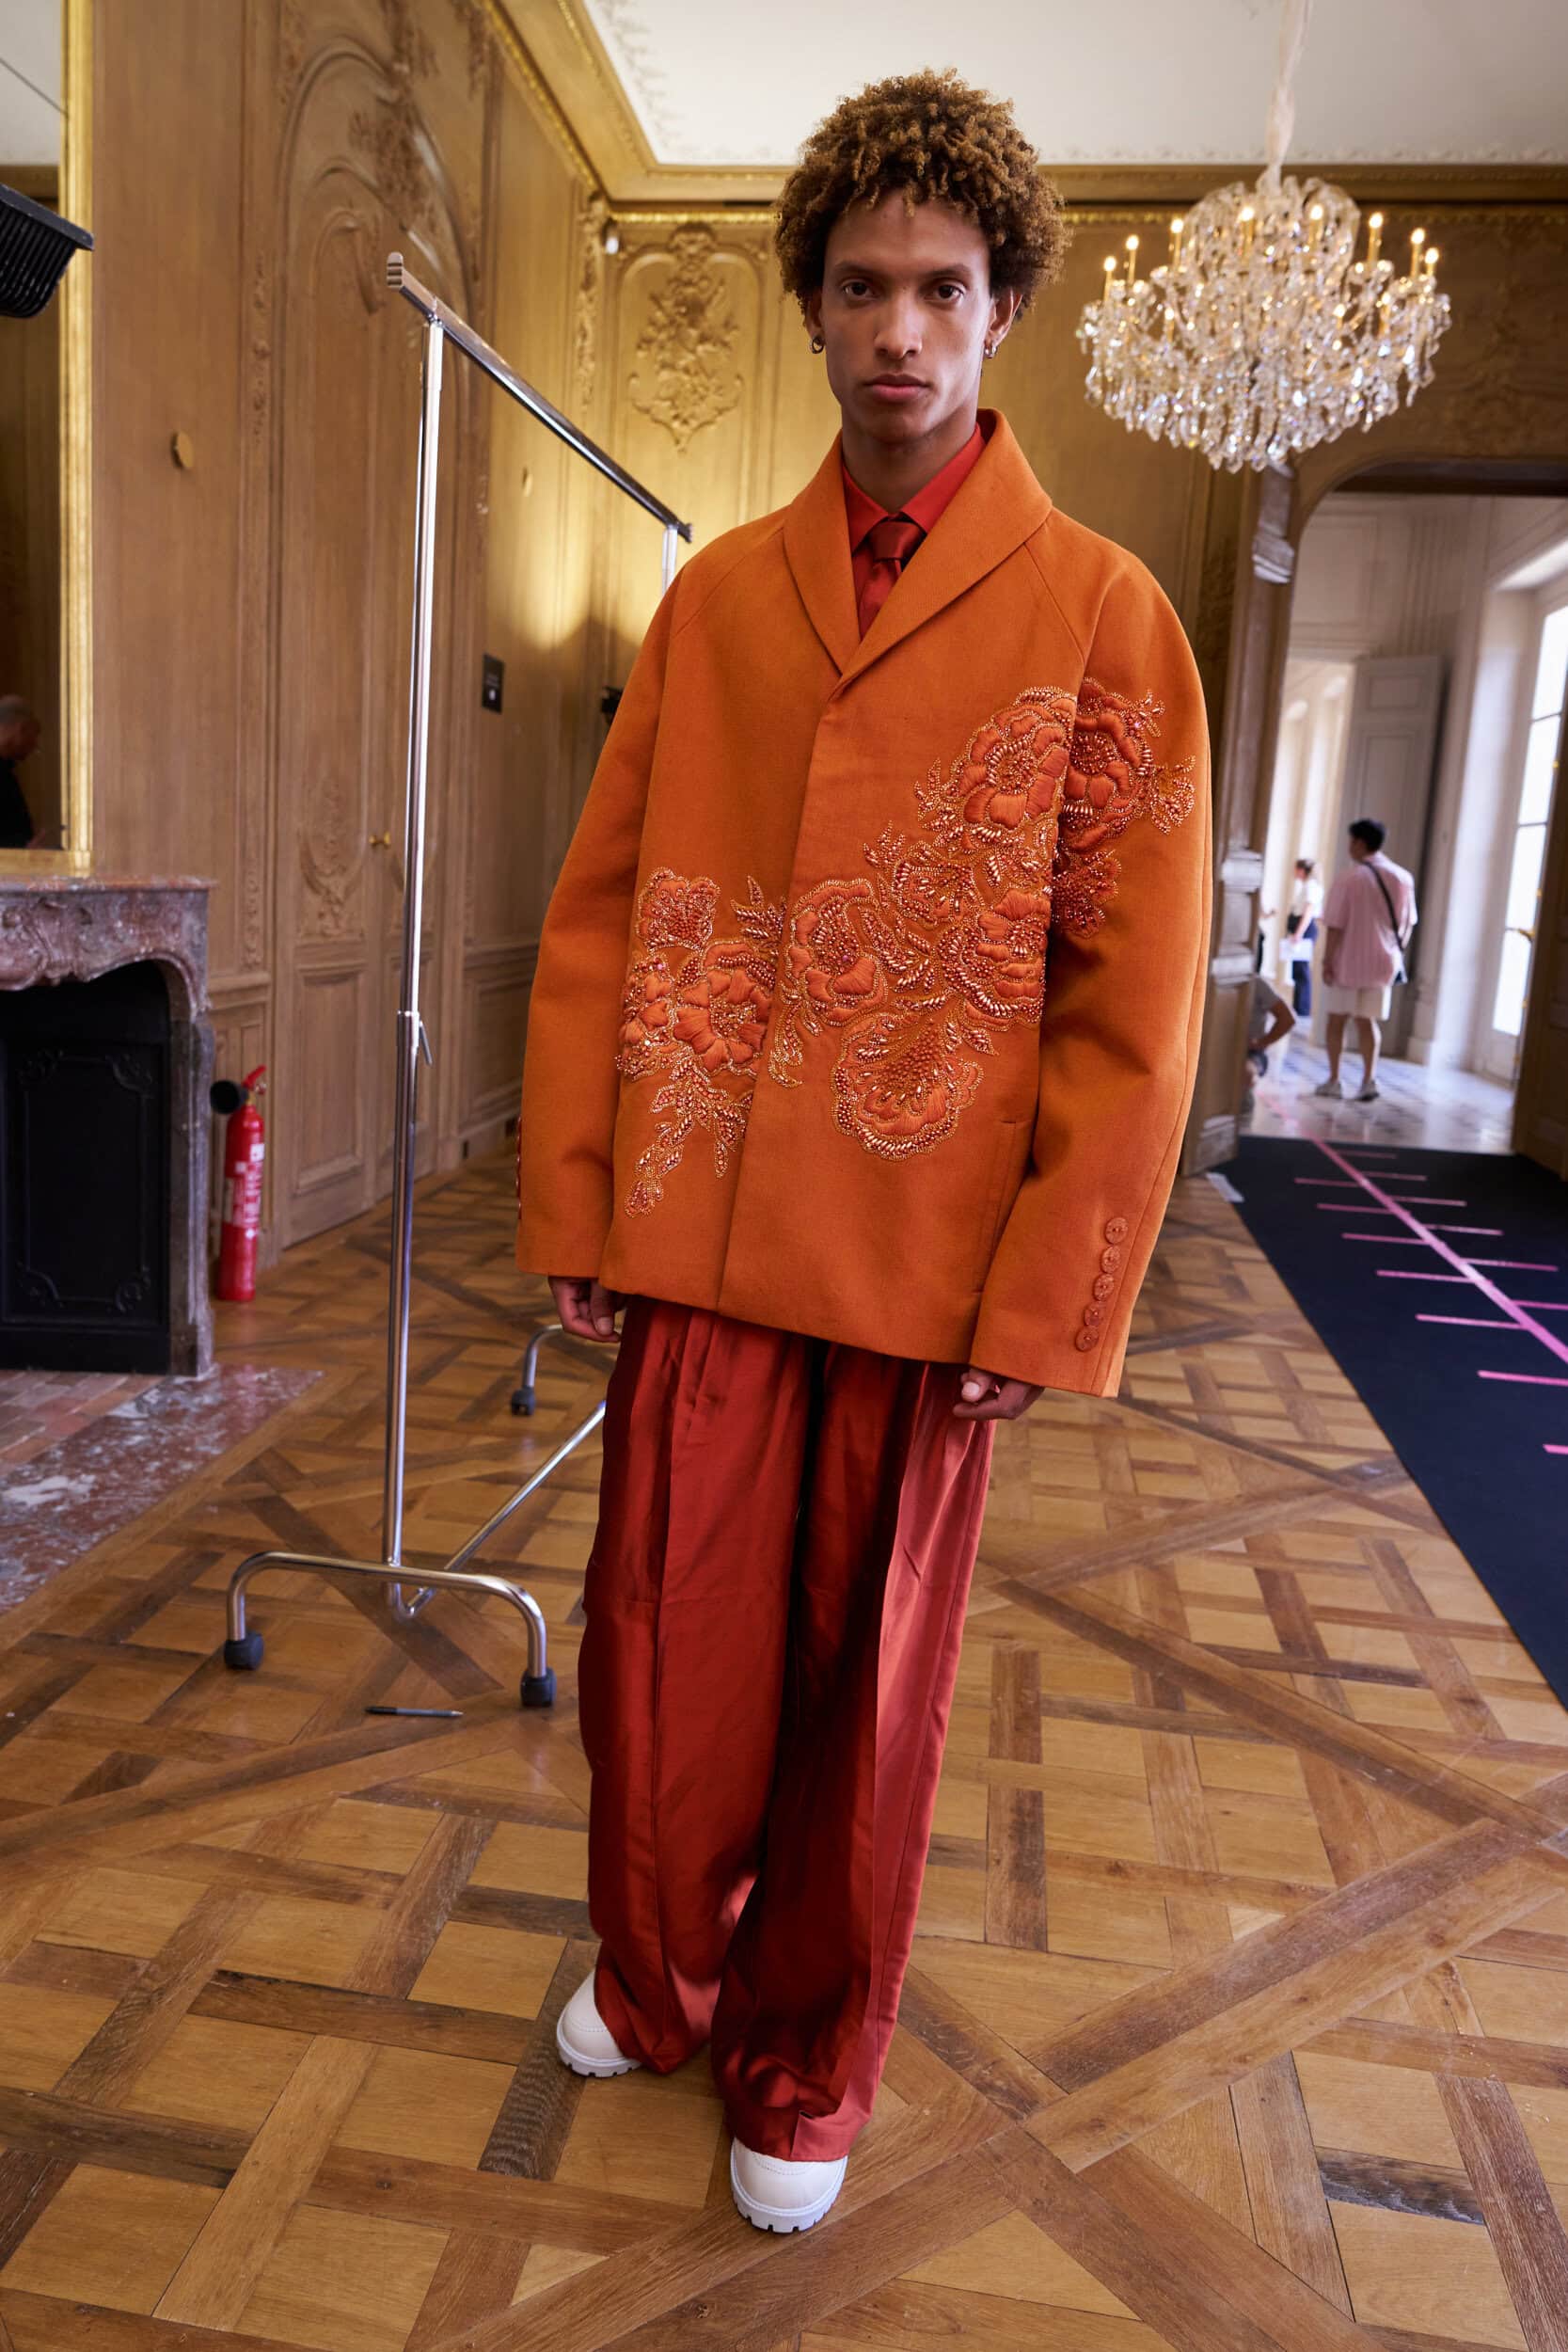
[0,960,172,1372]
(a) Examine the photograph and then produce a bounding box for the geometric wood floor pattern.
[1,1150,1566,2352]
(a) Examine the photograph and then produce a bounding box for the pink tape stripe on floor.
[1377,1271,1468,1283]
[1418,1316,1523,1329]
[1313,1139,1568,1372]
[1480,1370,1568,1388]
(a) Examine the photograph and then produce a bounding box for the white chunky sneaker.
[555,1975,640,2077]
[730,2141,847,2233]
[1356,1081,1381,1102]
[1312,1077,1343,1099]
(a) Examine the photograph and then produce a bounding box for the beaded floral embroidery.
[615,867,784,1215]
[768,679,1195,1158]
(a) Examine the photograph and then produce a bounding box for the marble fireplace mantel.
[0,874,215,1375]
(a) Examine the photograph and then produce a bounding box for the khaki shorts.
[1323,982,1392,1020]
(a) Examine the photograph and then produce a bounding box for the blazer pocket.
[973,1117,1027,1292]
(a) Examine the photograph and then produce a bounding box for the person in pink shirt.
[1314,818,1418,1102]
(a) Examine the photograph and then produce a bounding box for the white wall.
[1275,492,1568,1074]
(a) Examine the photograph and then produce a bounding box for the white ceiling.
[0,0,59,167]
[581,0,1568,170]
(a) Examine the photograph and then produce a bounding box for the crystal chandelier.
[1077,0,1450,471]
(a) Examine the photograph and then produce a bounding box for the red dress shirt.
[845,419,990,634]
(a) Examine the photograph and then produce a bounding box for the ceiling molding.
[501,0,1568,209]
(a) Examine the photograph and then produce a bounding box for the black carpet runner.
[1222,1136,1568,1708]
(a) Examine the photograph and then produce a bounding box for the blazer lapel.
[844,413,1053,685]
[782,437,860,676]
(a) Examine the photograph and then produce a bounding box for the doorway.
[1249,487,1568,1152]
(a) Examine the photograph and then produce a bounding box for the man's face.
[1348,835,1368,863]
[806,195,1017,453]
[0,712,39,762]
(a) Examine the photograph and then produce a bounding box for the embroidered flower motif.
[616,868,784,1214]
[1053,679,1197,937]
[768,679,1195,1160]
[611,681,1195,1206]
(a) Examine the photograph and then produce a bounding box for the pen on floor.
[364,1705,464,1718]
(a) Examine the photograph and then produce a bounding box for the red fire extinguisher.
[212,1066,267,1303]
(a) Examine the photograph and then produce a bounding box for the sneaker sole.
[729,2144,844,2233]
[554,2015,640,2078]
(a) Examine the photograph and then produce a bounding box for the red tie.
[857,514,924,638]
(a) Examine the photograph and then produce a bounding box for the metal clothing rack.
[223,253,690,1708]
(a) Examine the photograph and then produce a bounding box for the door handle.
[369,832,392,850]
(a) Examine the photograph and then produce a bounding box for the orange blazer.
[516,412,1212,1396]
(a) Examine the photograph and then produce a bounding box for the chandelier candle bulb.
[1169,215,1184,267]
[1124,233,1139,288]
[1366,212,1383,268]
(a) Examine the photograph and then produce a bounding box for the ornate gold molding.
[483,0,600,190]
[626,226,741,451]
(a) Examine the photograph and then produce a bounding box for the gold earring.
[810,333,825,354]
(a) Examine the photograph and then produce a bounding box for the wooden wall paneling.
[457,66,590,1151]
[1184,470,1294,1171]
[90,0,245,957]
[274,175,388,1240]
[986,216,1213,615]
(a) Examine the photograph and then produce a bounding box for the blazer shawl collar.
[781,410,1053,689]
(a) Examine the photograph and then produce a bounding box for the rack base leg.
[224,1631,265,1671]
[521,1668,557,1708]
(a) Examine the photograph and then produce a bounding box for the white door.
[1328,654,1444,1057]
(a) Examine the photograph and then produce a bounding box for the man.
[0,697,40,850]
[516,71,1211,2233]
[1314,818,1417,1103]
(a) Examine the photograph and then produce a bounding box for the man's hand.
[549,1274,624,1343]
[955,1366,1042,1422]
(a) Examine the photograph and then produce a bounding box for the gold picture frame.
[0,0,91,876]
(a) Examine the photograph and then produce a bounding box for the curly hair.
[775,70,1066,316]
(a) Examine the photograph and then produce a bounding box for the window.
[1493,601,1568,1037]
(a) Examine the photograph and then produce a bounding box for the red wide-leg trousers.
[577,1298,994,2162]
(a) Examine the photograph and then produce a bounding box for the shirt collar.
[842,418,989,550]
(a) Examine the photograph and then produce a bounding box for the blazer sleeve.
[515,580,678,1278]
[970,562,1212,1396]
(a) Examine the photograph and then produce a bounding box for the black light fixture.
[0,181,92,319]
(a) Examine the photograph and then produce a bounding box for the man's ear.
[988,287,1023,349]
[803,289,824,343]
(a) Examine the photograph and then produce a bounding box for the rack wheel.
[509,1386,535,1416]
[520,1668,557,1708]
[224,1631,265,1672]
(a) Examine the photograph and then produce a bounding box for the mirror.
[0,0,89,867]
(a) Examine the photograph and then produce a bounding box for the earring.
[984,339,997,359]
[810,333,825,355]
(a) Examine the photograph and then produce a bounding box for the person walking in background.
[1243,969,1295,1118]
[1277,855,1323,1017]
[1314,818,1417,1103]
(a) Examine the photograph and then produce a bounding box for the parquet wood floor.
[2,1151,1566,2352]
